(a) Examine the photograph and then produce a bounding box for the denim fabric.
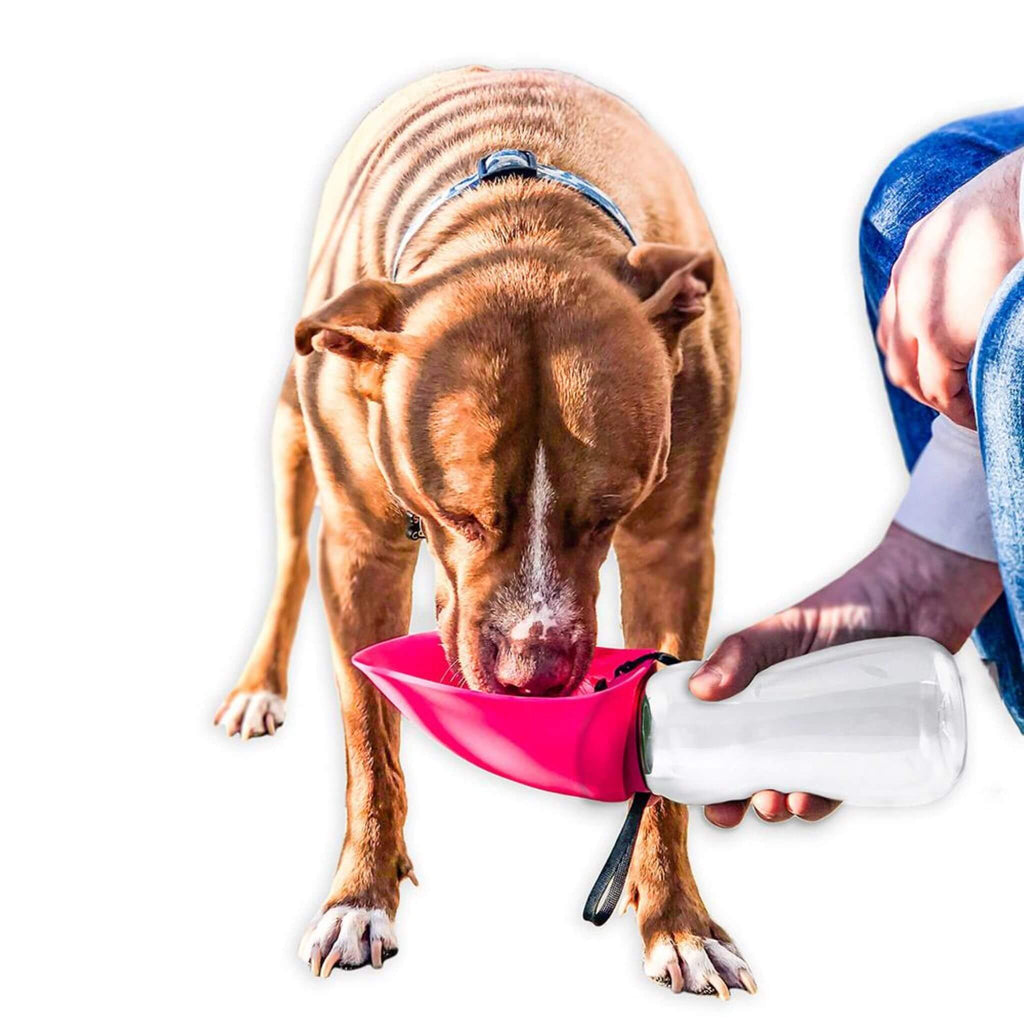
[859,108,1024,730]
[973,261,1024,726]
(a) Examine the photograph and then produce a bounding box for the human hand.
[690,523,1002,828]
[877,149,1024,427]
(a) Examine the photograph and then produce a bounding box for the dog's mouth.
[444,632,596,697]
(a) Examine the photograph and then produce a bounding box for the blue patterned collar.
[390,149,638,281]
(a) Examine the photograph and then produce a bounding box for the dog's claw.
[665,958,684,993]
[298,904,397,975]
[321,946,342,978]
[644,933,754,997]
[215,689,285,740]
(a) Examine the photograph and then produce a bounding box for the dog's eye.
[444,512,486,542]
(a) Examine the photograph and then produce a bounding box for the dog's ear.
[624,243,715,371]
[295,280,416,401]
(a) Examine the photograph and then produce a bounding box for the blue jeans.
[860,108,1024,730]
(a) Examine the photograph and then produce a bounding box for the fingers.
[915,342,977,426]
[883,307,927,405]
[751,790,792,822]
[940,391,977,429]
[876,283,896,355]
[880,281,977,423]
[706,793,841,827]
[879,269,922,395]
[888,328,978,425]
[689,612,812,701]
[704,799,750,828]
[879,280,926,404]
[786,792,842,821]
[687,630,761,700]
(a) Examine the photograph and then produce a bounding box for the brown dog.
[215,66,749,997]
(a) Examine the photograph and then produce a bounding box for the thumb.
[688,613,812,701]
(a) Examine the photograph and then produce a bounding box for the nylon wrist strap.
[582,651,680,926]
[582,791,650,925]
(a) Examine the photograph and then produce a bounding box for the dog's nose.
[490,636,577,695]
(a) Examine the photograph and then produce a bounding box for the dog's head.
[296,244,713,694]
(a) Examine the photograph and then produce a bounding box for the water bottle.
[640,636,966,806]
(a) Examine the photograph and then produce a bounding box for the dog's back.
[304,67,726,316]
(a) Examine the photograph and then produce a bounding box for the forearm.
[761,522,1002,657]
[856,523,1003,649]
[691,522,1003,704]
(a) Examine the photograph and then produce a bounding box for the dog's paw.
[644,932,756,998]
[214,689,285,740]
[298,904,398,976]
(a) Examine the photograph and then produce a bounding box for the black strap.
[582,650,680,926]
[582,792,651,925]
[612,650,681,677]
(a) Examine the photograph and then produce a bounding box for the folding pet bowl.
[352,631,656,802]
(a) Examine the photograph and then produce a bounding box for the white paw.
[214,689,285,739]
[644,934,756,997]
[298,904,398,976]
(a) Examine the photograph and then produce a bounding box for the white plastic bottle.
[640,636,966,807]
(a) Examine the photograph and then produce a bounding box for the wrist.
[871,523,1002,649]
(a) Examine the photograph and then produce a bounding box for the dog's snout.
[487,632,580,695]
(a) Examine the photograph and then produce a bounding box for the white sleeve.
[894,416,997,562]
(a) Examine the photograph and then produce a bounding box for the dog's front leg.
[298,522,418,977]
[216,369,316,739]
[614,523,756,997]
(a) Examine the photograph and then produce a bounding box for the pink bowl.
[353,632,656,802]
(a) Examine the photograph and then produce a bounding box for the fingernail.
[688,663,722,693]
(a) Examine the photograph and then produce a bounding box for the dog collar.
[390,149,638,280]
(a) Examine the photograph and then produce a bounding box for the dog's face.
[296,245,713,693]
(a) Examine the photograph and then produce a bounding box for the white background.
[4,2,1023,1021]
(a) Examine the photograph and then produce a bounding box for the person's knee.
[861,120,1014,286]
[859,134,938,275]
[858,143,929,309]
